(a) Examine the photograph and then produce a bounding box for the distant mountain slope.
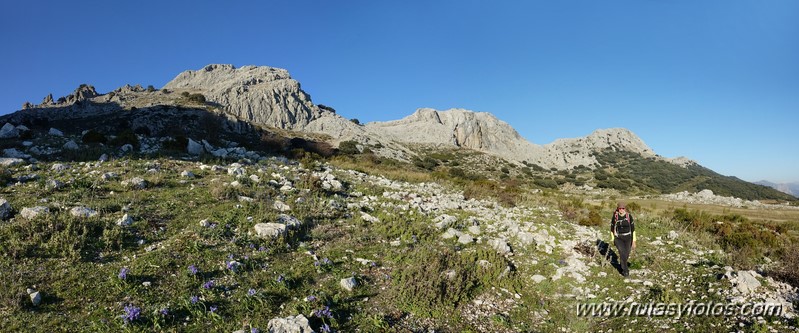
[593,150,796,201]
[755,180,799,197]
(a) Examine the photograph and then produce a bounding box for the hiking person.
[610,202,636,277]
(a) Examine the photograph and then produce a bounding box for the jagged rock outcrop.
[365,108,663,170]
[163,64,370,144]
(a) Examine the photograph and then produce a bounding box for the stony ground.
[0,145,798,332]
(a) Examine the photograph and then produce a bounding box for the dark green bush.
[337,140,360,155]
[81,130,107,144]
[110,129,139,148]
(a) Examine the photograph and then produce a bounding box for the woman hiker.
[610,202,636,277]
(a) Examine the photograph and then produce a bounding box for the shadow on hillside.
[0,100,338,162]
[596,239,624,276]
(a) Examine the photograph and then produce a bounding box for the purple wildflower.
[251,328,260,333]
[202,280,215,289]
[118,267,129,280]
[314,261,320,267]
[228,253,235,259]
[248,243,255,249]
[247,288,257,296]
[188,265,198,275]
[320,323,331,333]
[305,295,317,302]
[190,295,199,304]
[159,308,169,316]
[276,275,284,283]
[313,305,333,319]
[259,246,267,252]
[322,258,331,265]
[209,305,217,313]
[121,304,141,324]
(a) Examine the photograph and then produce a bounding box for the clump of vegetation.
[81,129,107,144]
[181,91,207,104]
[337,140,360,155]
[110,129,139,148]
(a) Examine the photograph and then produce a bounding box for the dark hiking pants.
[614,234,633,276]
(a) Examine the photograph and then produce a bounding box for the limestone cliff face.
[366,108,546,165]
[365,108,667,169]
[164,64,321,130]
[164,64,368,142]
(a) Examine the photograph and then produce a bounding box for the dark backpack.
[614,212,633,234]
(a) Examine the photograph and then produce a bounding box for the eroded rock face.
[164,64,325,130]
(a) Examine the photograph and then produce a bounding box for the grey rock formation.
[28,288,41,307]
[164,64,365,142]
[63,140,79,150]
[0,157,24,167]
[340,277,358,291]
[0,198,11,220]
[48,128,64,136]
[122,177,148,190]
[266,314,314,333]
[116,214,133,226]
[187,139,203,155]
[366,108,661,170]
[0,123,18,138]
[254,223,286,239]
[70,207,98,218]
[20,206,49,220]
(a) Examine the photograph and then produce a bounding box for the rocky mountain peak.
[163,64,325,131]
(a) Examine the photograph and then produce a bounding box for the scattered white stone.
[468,225,481,235]
[489,238,512,255]
[46,179,65,190]
[70,207,98,218]
[273,200,291,212]
[122,177,148,190]
[354,258,373,266]
[101,172,118,181]
[531,275,547,283]
[668,230,679,240]
[120,144,134,153]
[180,170,195,178]
[360,212,379,223]
[199,219,213,227]
[98,154,109,162]
[266,314,314,333]
[116,214,133,226]
[51,163,70,172]
[458,233,474,244]
[238,196,254,202]
[340,277,358,291]
[643,281,654,287]
[48,128,64,136]
[20,206,49,219]
[434,214,458,229]
[254,223,287,239]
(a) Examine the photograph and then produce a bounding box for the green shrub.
[337,140,360,155]
[110,129,139,148]
[163,136,189,151]
[81,129,107,144]
[413,156,439,171]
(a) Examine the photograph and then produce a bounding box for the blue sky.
[1,1,797,183]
